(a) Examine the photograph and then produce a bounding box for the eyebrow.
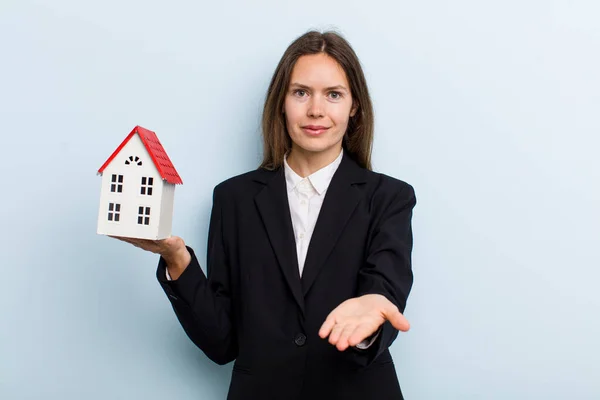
[289,82,349,92]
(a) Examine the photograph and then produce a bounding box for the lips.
[302,125,329,136]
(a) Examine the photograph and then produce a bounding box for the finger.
[384,306,410,332]
[110,236,161,253]
[336,324,357,351]
[319,314,337,339]
[348,322,378,347]
[125,238,150,250]
[109,235,134,244]
[328,323,345,345]
[127,238,150,246]
[121,238,149,250]
[111,235,140,245]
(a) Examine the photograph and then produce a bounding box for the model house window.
[108,203,121,222]
[110,174,123,193]
[137,206,151,225]
[140,177,154,195]
[125,156,142,166]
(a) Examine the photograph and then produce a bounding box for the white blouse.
[283,148,344,277]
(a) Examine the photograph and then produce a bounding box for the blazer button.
[294,333,307,347]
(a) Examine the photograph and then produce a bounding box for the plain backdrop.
[1,0,598,399]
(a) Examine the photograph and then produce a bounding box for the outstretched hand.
[318,294,410,351]
[108,235,191,279]
[109,235,183,255]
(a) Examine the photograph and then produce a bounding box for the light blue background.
[1,1,598,399]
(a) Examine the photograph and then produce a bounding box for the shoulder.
[365,169,415,198]
[212,167,277,197]
[362,170,417,211]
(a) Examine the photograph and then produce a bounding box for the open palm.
[318,294,410,351]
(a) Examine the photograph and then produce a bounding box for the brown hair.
[259,30,374,171]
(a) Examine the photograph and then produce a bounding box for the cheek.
[284,100,304,128]
[331,107,352,127]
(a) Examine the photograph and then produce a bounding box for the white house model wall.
[97,128,180,240]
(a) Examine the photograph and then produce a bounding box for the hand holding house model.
[96,126,183,240]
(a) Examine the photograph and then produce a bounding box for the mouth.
[302,126,330,136]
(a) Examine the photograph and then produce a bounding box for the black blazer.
[157,152,416,400]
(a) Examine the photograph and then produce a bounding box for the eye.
[329,91,343,100]
[293,89,307,97]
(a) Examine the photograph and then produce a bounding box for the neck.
[287,145,342,178]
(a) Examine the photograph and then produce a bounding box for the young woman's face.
[284,53,357,159]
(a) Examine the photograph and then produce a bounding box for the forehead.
[289,53,349,87]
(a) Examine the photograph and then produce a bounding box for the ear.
[350,102,359,117]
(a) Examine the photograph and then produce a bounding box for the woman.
[116,30,416,399]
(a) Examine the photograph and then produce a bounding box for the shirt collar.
[283,148,344,196]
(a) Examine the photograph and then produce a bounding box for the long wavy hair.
[259,30,375,171]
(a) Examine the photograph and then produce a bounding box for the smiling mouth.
[302,126,329,136]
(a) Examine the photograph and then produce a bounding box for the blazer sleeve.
[156,185,237,365]
[351,179,416,367]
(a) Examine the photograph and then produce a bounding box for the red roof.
[98,126,183,185]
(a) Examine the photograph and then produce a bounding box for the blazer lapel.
[301,152,368,296]
[254,168,305,315]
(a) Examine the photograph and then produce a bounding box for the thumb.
[384,305,410,332]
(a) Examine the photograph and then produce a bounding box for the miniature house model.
[97,126,182,240]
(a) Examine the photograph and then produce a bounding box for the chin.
[292,134,343,154]
[292,138,325,150]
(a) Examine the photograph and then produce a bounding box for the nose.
[307,95,324,118]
